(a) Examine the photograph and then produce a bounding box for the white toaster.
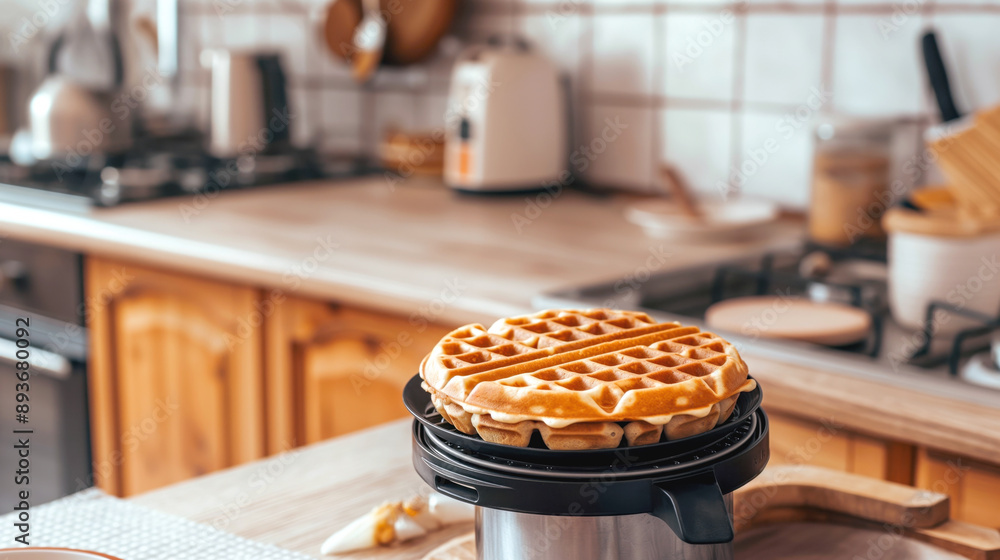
[443,43,566,192]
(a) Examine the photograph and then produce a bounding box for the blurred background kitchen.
[0,0,999,547]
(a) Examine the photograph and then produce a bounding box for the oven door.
[0,332,91,509]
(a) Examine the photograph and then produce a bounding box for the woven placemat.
[0,489,312,559]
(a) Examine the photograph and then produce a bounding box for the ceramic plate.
[625,197,779,240]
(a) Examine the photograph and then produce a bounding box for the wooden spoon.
[659,163,704,222]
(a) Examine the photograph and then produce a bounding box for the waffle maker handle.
[652,470,735,544]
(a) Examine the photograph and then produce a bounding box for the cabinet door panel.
[767,412,852,471]
[87,258,264,496]
[267,298,453,448]
[115,295,231,493]
[916,448,1000,529]
[766,411,913,483]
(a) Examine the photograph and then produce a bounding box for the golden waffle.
[419,309,755,450]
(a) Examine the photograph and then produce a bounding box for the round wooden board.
[421,532,475,560]
[705,296,872,346]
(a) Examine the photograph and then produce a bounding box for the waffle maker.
[403,375,770,560]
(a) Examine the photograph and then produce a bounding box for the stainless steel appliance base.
[476,504,734,560]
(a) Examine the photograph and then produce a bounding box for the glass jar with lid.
[809,119,895,247]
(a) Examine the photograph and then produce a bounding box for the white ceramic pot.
[888,229,1000,333]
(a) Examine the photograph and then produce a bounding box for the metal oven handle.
[0,337,72,379]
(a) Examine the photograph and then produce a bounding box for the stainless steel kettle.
[26,0,131,166]
[201,50,292,159]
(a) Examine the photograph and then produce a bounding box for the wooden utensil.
[658,164,703,222]
[932,103,1000,218]
[351,0,386,83]
[321,0,457,67]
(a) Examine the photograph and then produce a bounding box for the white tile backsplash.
[518,13,582,91]
[832,13,925,116]
[320,88,364,135]
[661,11,737,102]
[743,13,825,106]
[219,14,260,48]
[589,13,656,96]
[174,0,995,208]
[660,108,733,198]
[738,110,814,208]
[288,85,314,147]
[305,7,354,81]
[262,14,309,77]
[582,105,655,192]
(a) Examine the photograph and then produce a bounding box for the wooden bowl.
[322,0,457,66]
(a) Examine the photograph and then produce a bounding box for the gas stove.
[538,243,1000,407]
[0,135,366,211]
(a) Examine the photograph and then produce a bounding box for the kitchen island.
[0,176,998,527]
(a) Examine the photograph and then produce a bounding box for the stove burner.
[910,300,1000,377]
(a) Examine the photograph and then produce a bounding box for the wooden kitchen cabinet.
[86,258,266,496]
[88,258,458,495]
[915,448,1000,529]
[265,297,452,451]
[767,411,914,484]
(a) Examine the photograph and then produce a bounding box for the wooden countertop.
[130,418,1000,560]
[132,419,450,559]
[0,176,799,325]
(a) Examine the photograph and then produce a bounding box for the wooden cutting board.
[422,528,970,560]
[422,466,1000,560]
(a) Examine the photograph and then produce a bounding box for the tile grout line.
[727,3,749,200]
[652,4,667,194]
[820,0,838,114]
